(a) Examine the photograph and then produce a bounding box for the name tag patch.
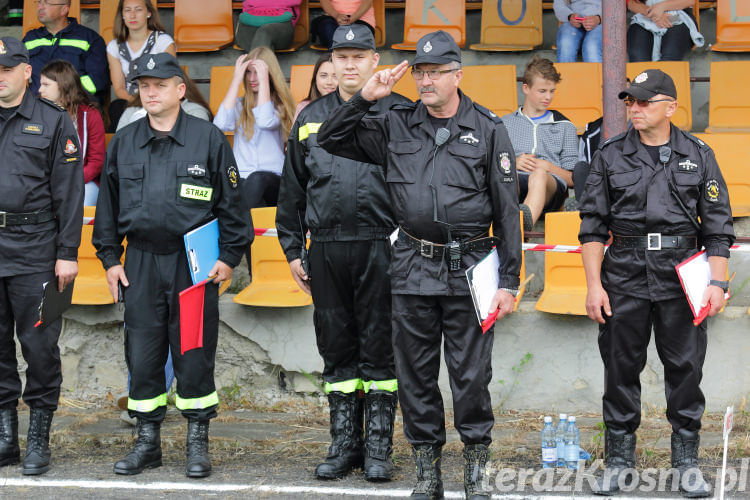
[678,159,697,172]
[23,123,43,135]
[180,184,213,201]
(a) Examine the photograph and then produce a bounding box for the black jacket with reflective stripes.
[0,90,83,277]
[93,110,251,270]
[578,124,735,301]
[317,90,522,295]
[276,90,408,263]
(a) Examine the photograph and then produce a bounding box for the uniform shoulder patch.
[227,165,239,189]
[705,179,720,203]
[599,130,627,150]
[473,103,502,124]
[39,97,65,112]
[682,130,710,151]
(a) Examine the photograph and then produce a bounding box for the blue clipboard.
[183,219,219,285]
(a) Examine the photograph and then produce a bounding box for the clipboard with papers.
[466,247,501,334]
[675,250,730,326]
[183,219,219,285]
[35,280,74,328]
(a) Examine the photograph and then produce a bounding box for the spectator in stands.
[311,0,375,49]
[7,0,22,25]
[23,0,109,105]
[502,57,578,231]
[106,0,176,131]
[236,0,302,52]
[293,52,337,122]
[554,0,602,62]
[118,70,212,130]
[627,0,703,62]
[39,60,105,207]
[213,48,295,265]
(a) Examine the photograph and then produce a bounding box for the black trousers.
[308,240,395,389]
[599,291,707,434]
[0,270,62,410]
[241,171,280,268]
[392,294,494,446]
[123,247,219,422]
[627,23,693,62]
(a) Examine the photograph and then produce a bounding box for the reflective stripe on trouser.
[0,270,63,410]
[123,247,220,422]
[324,378,362,394]
[309,240,396,385]
[599,291,707,434]
[363,379,398,393]
[128,393,167,413]
[392,294,494,447]
[175,391,219,410]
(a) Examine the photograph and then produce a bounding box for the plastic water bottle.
[564,415,580,470]
[555,413,568,467]
[541,416,557,468]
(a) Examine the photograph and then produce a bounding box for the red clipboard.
[675,251,729,326]
[179,278,210,354]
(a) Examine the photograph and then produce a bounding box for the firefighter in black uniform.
[318,31,521,499]
[93,53,250,478]
[277,24,408,482]
[579,70,734,498]
[0,36,82,476]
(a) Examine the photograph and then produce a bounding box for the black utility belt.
[128,238,184,255]
[0,210,53,228]
[397,227,498,260]
[612,234,697,250]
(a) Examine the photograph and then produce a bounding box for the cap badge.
[146,57,155,70]
[0,41,5,55]
[634,72,648,84]
[423,41,433,53]
[345,29,355,40]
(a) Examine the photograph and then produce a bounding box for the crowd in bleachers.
[4,0,748,311]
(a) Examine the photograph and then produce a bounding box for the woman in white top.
[106,0,176,129]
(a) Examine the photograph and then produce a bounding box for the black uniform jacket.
[276,90,408,262]
[317,90,522,296]
[0,90,83,277]
[578,125,735,301]
[93,110,251,270]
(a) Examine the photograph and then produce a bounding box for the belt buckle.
[0,211,5,228]
[647,233,662,251]
[420,239,434,258]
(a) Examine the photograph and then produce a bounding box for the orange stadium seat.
[460,65,518,117]
[627,61,692,131]
[712,0,750,52]
[209,65,244,116]
[233,207,313,307]
[693,133,750,217]
[174,0,233,52]
[290,64,315,105]
[276,0,310,52]
[392,0,466,50]
[552,62,603,134]
[99,0,117,44]
[706,61,750,133]
[73,206,117,305]
[470,0,543,52]
[535,211,587,315]
[24,0,80,35]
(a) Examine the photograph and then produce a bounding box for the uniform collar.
[135,107,187,147]
[622,123,685,156]
[408,89,477,131]
[39,17,78,37]
[15,89,37,120]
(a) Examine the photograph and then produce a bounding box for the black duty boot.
[22,409,53,475]
[411,444,443,499]
[0,408,20,466]
[672,429,710,498]
[363,390,397,481]
[593,429,636,495]
[315,391,364,479]
[463,444,492,499]
[186,419,211,478]
[113,419,162,475]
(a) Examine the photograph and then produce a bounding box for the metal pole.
[601,0,627,140]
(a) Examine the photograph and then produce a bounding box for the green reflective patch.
[175,391,219,410]
[180,184,213,201]
[128,393,167,413]
[324,378,363,394]
[363,379,398,393]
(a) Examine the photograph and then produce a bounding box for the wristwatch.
[709,280,729,293]
[500,288,519,297]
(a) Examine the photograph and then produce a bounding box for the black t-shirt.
[0,104,20,121]
[643,143,668,165]
[428,114,450,132]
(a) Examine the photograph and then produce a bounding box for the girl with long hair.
[292,52,337,122]
[39,59,106,206]
[106,0,176,128]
